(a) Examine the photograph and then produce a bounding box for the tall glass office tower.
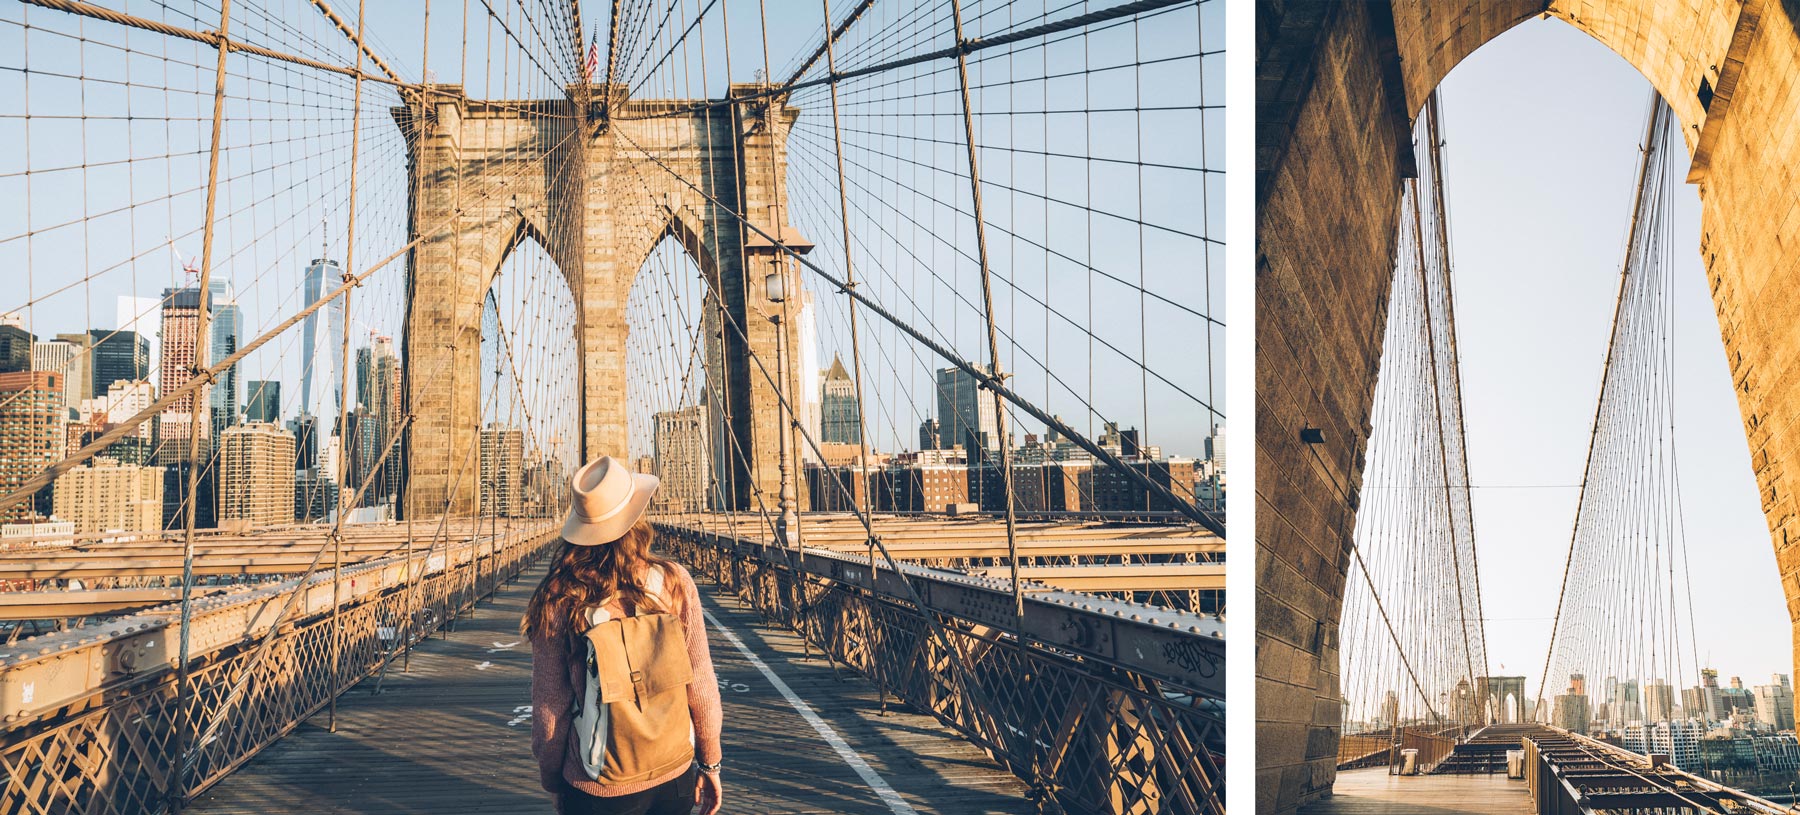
[208,278,241,433]
[300,259,346,462]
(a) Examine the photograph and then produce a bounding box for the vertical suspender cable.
[1425,93,1490,689]
[816,0,880,584]
[753,0,809,653]
[946,0,1022,617]
[327,0,370,735]
[402,0,431,676]
[1410,94,1479,708]
[1535,93,1664,719]
[171,0,232,805]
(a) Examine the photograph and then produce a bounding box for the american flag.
[583,33,599,80]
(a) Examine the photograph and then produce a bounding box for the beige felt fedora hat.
[561,456,660,546]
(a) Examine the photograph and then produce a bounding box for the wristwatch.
[697,760,723,773]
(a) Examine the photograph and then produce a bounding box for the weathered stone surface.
[398,85,807,519]
[1257,1,1800,812]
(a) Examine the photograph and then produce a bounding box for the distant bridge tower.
[397,85,808,518]
[1475,676,1526,725]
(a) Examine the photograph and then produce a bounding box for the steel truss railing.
[1510,724,1792,814]
[0,522,562,814]
[657,522,1224,815]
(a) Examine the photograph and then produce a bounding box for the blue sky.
[1,0,1221,470]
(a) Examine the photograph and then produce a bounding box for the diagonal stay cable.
[610,122,1217,533]
[614,0,1195,121]
[1535,95,1667,715]
[0,125,582,517]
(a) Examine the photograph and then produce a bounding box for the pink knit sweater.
[530,564,723,798]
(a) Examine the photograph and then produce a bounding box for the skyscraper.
[208,278,242,436]
[218,422,297,525]
[115,296,161,375]
[0,371,64,521]
[287,414,320,471]
[1623,721,1703,768]
[32,340,78,411]
[1611,679,1643,725]
[1755,675,1795,731]
[345,409,382,501]
[299,259,347,443]
[160,462,217,531]
[523,457,569,518]
[90,379,156,464]
[1205,422,1227,472]
[1645,680,1675,723]
[1722,676,1757,718]
[479,424,524,517]
[820,355,861,445]
[156,287,212,464]
[245,380,281,424]
[797,289,821,462]
[293,467,338,522]
[936,366,997,452]
[0,313,32,373]
[352,335,402,502]
[88,328,150,396]
[653,404,711,512]
[154,286,218,531]
[1554,681,1592,734]
[53,332,94,405]
[52,456,165,534]
[918,417,939,451]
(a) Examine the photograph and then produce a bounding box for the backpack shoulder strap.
[638,567,671,613]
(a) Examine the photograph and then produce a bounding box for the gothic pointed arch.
[398,85,806,518]
[1256,2,1800,809]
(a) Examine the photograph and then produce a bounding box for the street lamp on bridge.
[756,226,813,549]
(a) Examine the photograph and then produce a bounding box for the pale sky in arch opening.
[1433,17,1790,701]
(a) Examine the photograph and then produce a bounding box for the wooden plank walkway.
[1298,767,1534,815]
[187,561,1032,814]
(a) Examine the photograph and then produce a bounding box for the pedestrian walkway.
[187,561,1033,814]
[1297,767,1533,815]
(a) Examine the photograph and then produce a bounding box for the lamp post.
[765,267,798,546]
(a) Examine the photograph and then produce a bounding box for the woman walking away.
[525,456,724,815]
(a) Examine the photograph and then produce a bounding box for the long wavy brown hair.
[521,518,681,640]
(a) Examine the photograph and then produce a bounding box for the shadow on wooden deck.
[186,560,1032,815]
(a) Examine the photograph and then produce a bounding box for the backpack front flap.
[584,612,694,704]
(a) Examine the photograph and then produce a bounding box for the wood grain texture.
[1297,767,1534,815]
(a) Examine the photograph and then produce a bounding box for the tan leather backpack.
[569,568,695,784]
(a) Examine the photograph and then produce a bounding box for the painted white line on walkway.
[702,608,918,815]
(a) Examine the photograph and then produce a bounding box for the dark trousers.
[563,767,697,815]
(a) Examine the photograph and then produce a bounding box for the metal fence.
[1521,725,1792,814]
[0,521,561,814]
[657,521,1225,815]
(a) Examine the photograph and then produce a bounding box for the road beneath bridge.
[186,559,1032,815]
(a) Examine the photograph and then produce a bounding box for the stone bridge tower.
[1474,676,1527,725]
[1258,0,1800,811]
[396,84,807,519]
